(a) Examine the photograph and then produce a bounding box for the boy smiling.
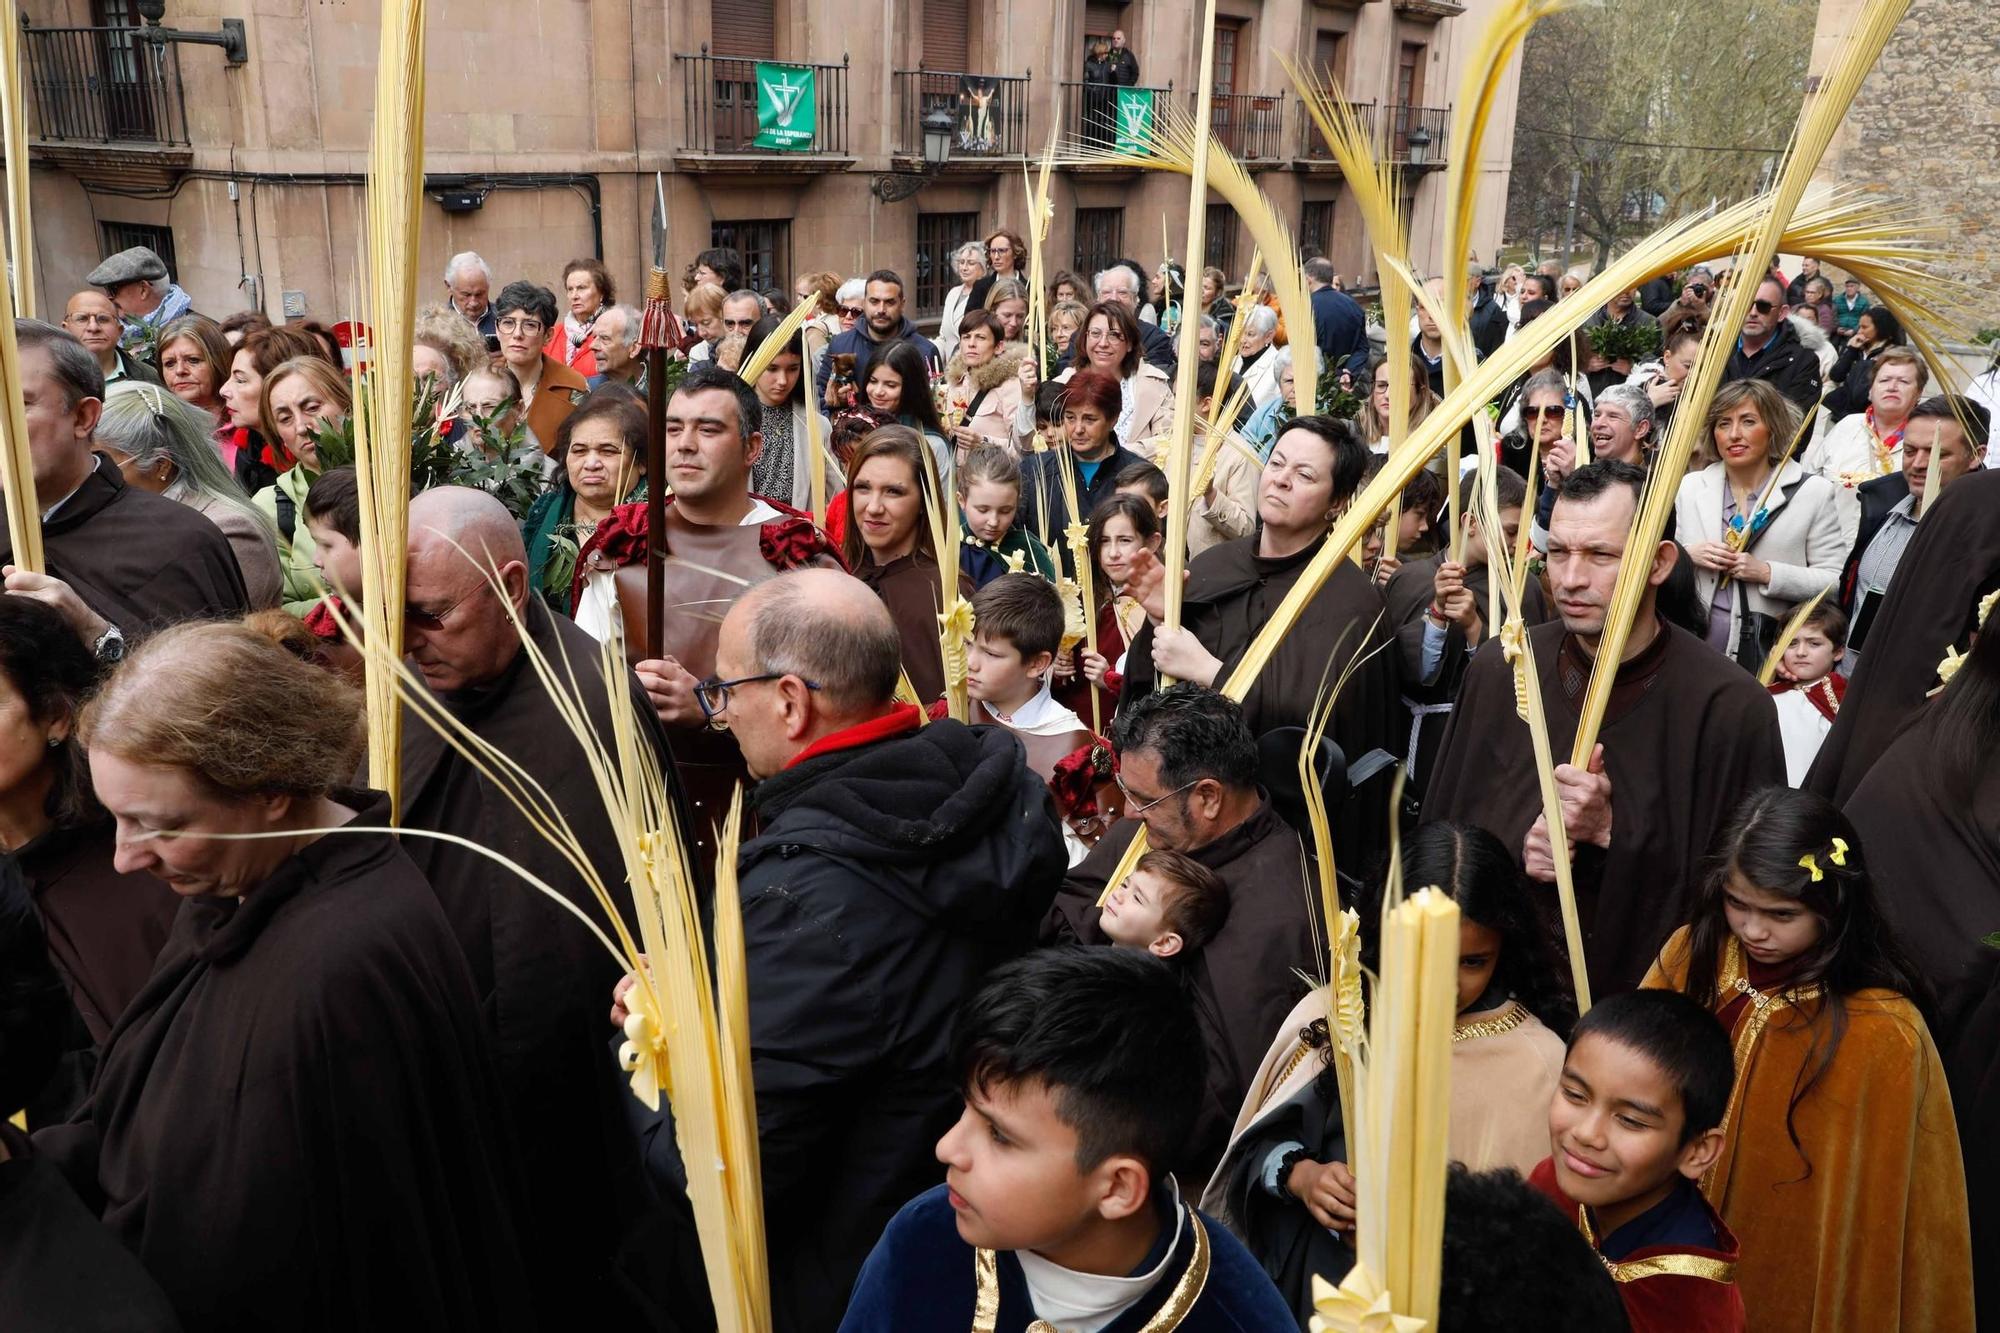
[839,948,1292,1330]
[1530,988,1747,1332]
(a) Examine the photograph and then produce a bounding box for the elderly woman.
[523,391,648,612]
[746,312,843,511]
[250,356,351,616]
[494,280,588,454]
[1805,345,1927,547]
[937,242,989,359]
[97,384,283,609]
[36,620,533,1327]
[1235,305,1284,407]
[1676,378,1844,671]
[0,595,179,1120]
[1049,299,1089,360]
[1056,301,1175,458]
[155,314,232,425]
[545,258,613,378]
[218,324,330,495]
[942,308,1035,459]
[681,281,729,363]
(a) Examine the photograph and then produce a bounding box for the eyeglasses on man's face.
[693,672,822,725]
[1114,773,1199,817]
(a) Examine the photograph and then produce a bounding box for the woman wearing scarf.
[1802,345,1926,548]
[544,258,613,379]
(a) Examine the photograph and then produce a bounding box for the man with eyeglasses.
[813,268,937,406]
[720,289,766,338]
[395,485,681,1327]
[615,566,1065,1330]
[1426,461,1784,997]
[1724,275,1822,415]
[1042,684,1318,1179]
[62,290,160,387]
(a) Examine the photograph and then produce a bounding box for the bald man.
[621,567,1066,1330]
[61,290,159,386]
[396,487,687,1326]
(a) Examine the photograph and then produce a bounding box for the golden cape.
[1645,928,1974,1333]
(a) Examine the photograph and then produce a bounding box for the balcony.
[672,49,853,172]
[1060,79,1174,167]
[1293,97,1377,168]
[890,69,1030,168]
[1197,91,1287,163]
[1392,0,1467,17]
[22,24,192,189]
[1386,103,1450,169]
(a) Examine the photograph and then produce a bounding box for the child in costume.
[839,947,1296,1331]
[1530,988,1747,1333]
[1204,822,1573,1323]
[957,445,1057,589]
[1643,786,1972,1332]
[1097,850,1230,962]
[1766,602,1847,785]
[1064,493,1162,721]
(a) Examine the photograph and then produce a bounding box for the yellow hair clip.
[1828,837,1848,867]
[1799,853,1823,882]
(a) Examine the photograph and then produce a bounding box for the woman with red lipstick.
[1675,379,1843,672]
[1643,786,1971,1333]
[841,426,971,705]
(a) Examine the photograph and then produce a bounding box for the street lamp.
[922,106,955,169]
[1406,122,1432,168]
[132,0,250,65]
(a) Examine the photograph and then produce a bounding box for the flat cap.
[86,246,168,289]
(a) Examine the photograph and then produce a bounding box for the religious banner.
[956,76,1001,154]
[754,62,816,152]
[1113,86,1155,153]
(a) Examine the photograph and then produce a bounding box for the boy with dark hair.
[1530,988,1745,1333]
[1098,849,1230,959]
[302,464,362,603]
[1113,459,1170,519]
[1769,600,1848,785]
[839,947,1294,1330]
[959,574,1118,860]
[1438,1165,1630,1332]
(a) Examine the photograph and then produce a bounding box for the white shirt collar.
[984,673,1085,737]
[42,453,101,522]
[1014,1178,1185,1333]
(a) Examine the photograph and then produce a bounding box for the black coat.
[1313,284,1371,377]
[1724,317,1822,416]
[1840,469,1909,611]
[1823,339,1887,422]
[1018,442,1144,575]
[733,713,1066,1332]
[812,318,940,401]
[1469,285,1509,360]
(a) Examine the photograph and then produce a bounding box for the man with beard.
[1425,461,1783,995]
[814,270,937,403]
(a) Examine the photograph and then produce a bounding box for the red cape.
[568,494,844,613]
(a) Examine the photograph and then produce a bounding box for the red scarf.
[569,494,845,611]
[785,703,924,769]
[1767,672,1845,723]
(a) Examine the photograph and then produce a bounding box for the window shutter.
[923,0,969,71]
[1084,0,1121,43]
[712,0,775,59]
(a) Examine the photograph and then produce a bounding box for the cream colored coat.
[1674,459,1845,651]
[1189,431,1261,557]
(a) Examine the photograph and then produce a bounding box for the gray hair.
[1093,266,1140,298]
[1303,256,1336,286]
[953,242,989,271]
[1594,382,1655,437]
[15,319,104,407]
[835,278,866,306]
[746,573,901,713]
[1198,314,1219,335]
[444,251,493,286]
[97,383,278,541]
[724,288,765,311]
[1241,305,1278,337]
[599,304,642,342]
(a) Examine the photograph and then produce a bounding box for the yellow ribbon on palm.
[1499,616,1531,722]
[618,987,670,1110]
[1309,1266,1428,1333]
[939,599,977,695]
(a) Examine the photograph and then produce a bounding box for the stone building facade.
[1808,0,1999,303]
[10,0,1521,326]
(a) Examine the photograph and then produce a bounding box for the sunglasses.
[839,306,865,319]
[1525,404,1567,421]
[1750,299,1778,314]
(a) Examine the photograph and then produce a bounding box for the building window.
[1073,208,1123,286]
[915,211,980,317]
[1300,201,1333,259]
[711,220,791,296]
[1203,204,1235,277]
[98,221,177,280]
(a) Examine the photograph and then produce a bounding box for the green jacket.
[252,465,322,617]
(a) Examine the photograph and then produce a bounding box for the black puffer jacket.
[742,713,1066,1333]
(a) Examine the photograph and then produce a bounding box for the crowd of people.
[0,232,1993,1333]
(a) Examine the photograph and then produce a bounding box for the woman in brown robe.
[842,425,971,705]
[36,621,532,1331]
[1643,786,1972,1333]
[0,597,178,1122]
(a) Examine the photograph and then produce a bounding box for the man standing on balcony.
[1107,29,1140,86]
[86,247,192,360]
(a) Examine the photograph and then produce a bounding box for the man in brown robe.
[571,364,840,857]
[397,487,681,1327]
[0,321,247,651]
[1383,464,1548,801]
[1042,685,1320,1179]
[1425,462,1784,995]
[1807,465,2000,804]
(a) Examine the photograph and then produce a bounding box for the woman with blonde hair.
[97,384,283,608]
[1351,349,1439,453]
[412,303,490,385]
[1676,377,1844,671]
[795,269,844,353]
[682,281,728,362]
[51,620,532,1327]
[252,356,353,615]
[155,314,232,425]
